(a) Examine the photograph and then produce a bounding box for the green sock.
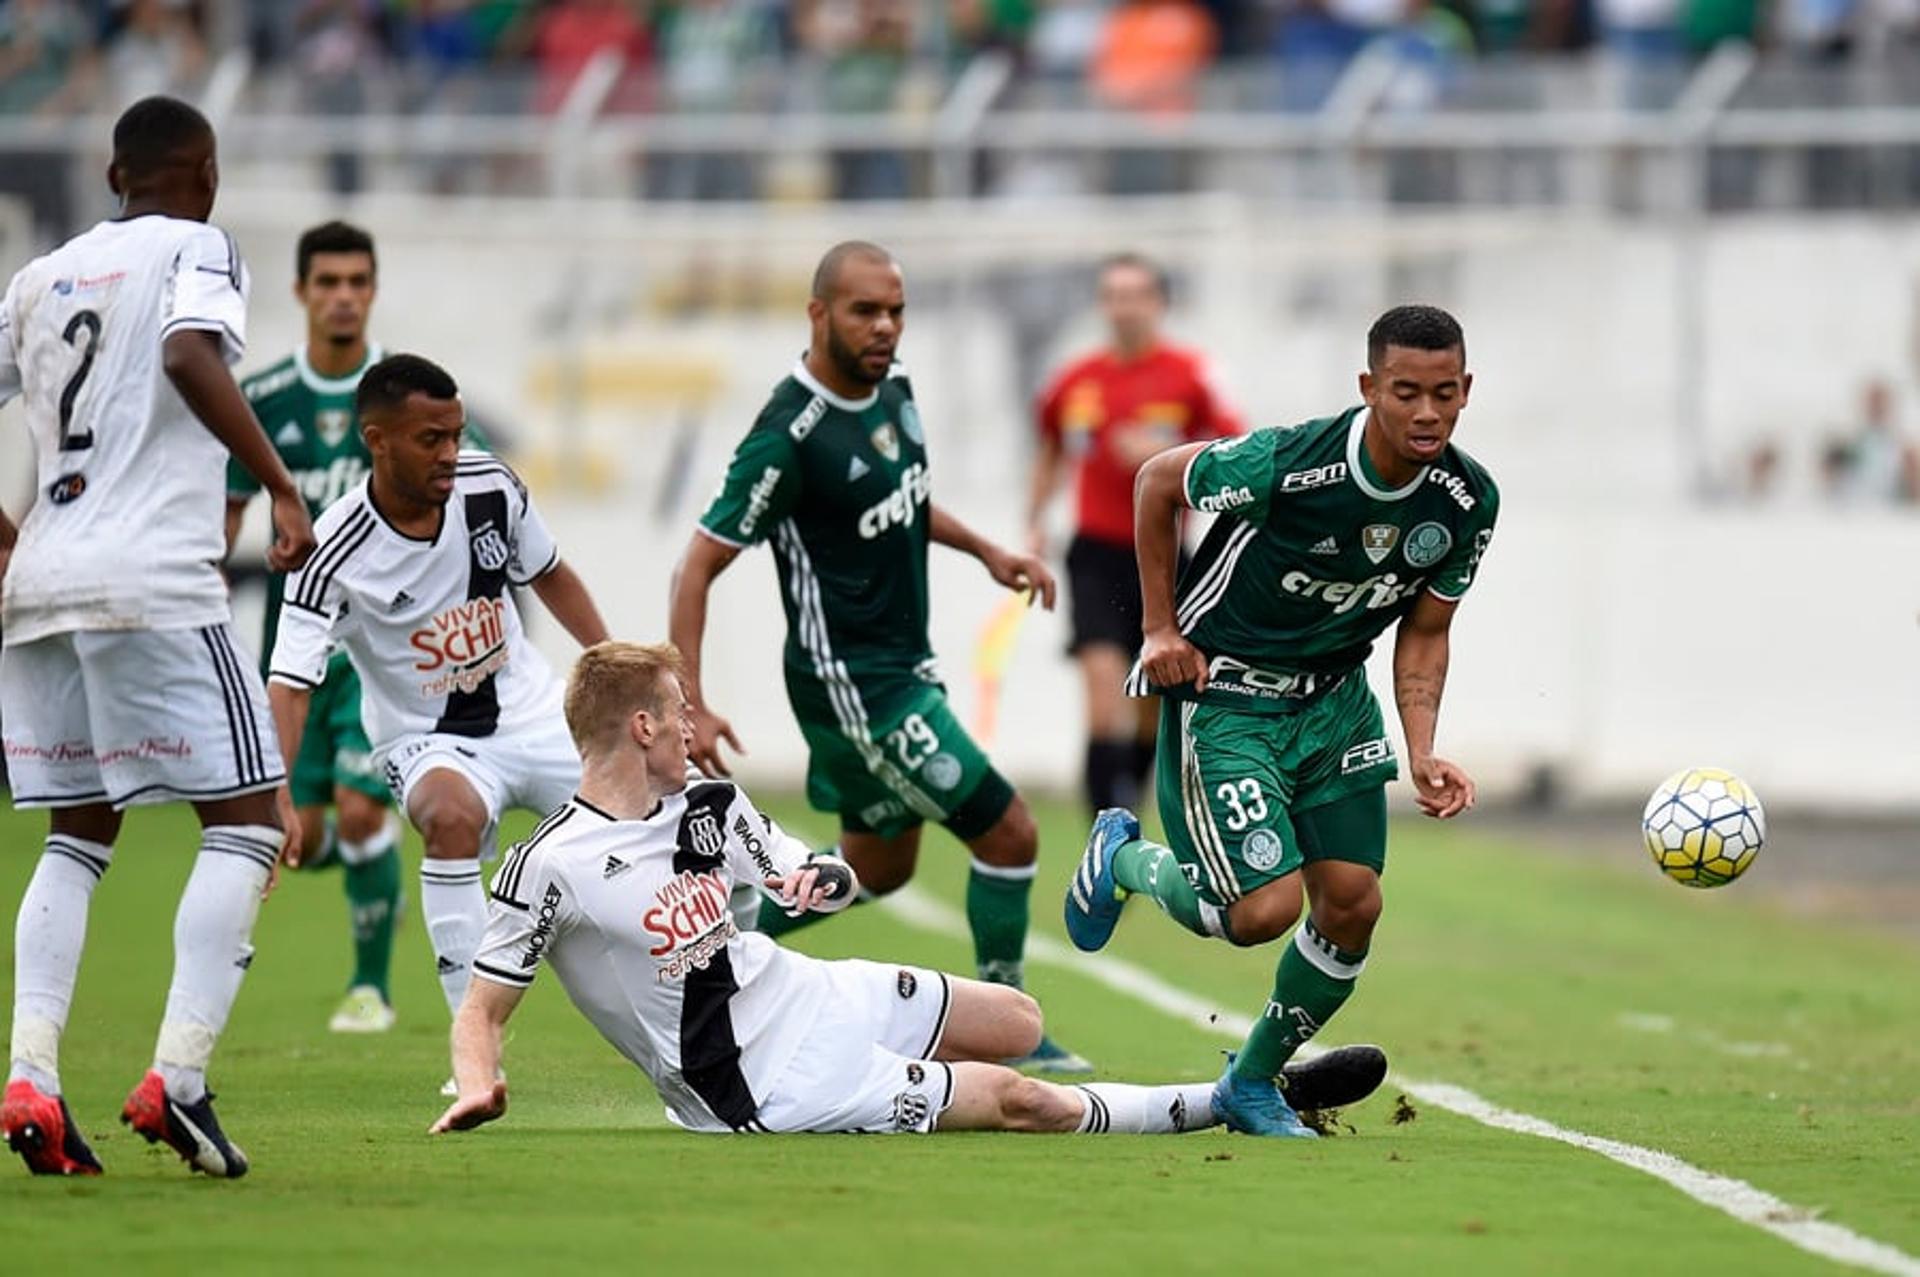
[968,859,1034,986]
[1233,918,1367,1081]
[340,826,401,1003]
[1111,839,1222,939]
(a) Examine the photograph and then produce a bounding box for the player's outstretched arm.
[1134,444,1209,691]
[430,979,524,1135]
[163,330,315,573]
[528,560,610,648]
[929,505,1057,611]
[1393,592,1474,820]
[669,531,746,776]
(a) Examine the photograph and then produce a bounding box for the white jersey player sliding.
[432,642,1222,1138]
[266,354,609,1080]
[0,97,318,1179]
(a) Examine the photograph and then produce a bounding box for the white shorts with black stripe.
[752,959,955,1135]
[0,624,283,809]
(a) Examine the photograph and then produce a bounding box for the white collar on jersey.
[791,358,877,412]
[296,342,385,396]
[1346,409,1428,503]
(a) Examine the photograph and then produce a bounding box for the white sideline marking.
[1617,1010,1797,1061]
[881,887,1920,1277]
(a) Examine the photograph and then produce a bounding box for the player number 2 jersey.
[473,781,838,1133]
[0,216,249,642]
[1128,407,1499,713]
[267,452,562,747]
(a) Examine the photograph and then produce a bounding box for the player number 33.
[1216,778,1268,831]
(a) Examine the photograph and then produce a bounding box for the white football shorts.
[377,713,580,856]
[753,959,955,1135]
[1,624,284,809]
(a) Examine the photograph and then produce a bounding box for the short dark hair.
[1098,252,1169,301]
[1367,304,1465,369]
[811,240,895,301]
[356,354,459,418]
[297,220,376,283]
[111,96,214,180]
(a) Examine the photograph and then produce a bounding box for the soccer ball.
[1641,767,1765,888]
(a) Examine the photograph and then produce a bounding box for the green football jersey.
[700,361,936,686]
[228,345,383,663]
[1129,406,1499,713]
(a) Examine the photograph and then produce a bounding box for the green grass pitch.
[1,795,1916,1275]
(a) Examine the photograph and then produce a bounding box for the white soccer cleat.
[328,986,397,1034]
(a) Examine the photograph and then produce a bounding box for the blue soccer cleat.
[1211,1053,1320,1139]
[1064,808,1140,953]
[121,1070,250,1178]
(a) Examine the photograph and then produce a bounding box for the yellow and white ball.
[1641,767,1765,888]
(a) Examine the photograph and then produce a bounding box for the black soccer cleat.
[121,1070,249,1178]
[1277,1044,1390,1112]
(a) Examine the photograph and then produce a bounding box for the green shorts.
[290,653,388,810]
[787,667,1013,841]
[1154,672,1397,906]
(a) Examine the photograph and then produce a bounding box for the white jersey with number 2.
[0,215,249,643]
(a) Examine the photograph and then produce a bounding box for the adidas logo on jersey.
[1310,537,1339,555]
[389,590,414,611]
[603,856,630,880]
[435,955,463,976]
[847,456,870,483]
[275,422,304,447]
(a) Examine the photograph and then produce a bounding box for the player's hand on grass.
[266,488,318,573]
[688,704,743,778]
[983,545,1057,611]
[1140,625,1209,692]
[1410,754,1475,819]
[430,1081,508,1134]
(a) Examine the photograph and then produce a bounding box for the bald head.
[811,241,897,302]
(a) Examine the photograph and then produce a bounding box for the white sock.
[338,813,399,867]
[9,836,114,1096]
[1074,1082,1218,1134]
[154,826,276,1104]
[420,858,485,1018]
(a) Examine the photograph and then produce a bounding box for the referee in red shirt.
[1026,253,1243,817]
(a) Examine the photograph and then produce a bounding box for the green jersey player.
[670,241,1090,1072]
[223,221,400,1035]
[1064,305,1498,1136]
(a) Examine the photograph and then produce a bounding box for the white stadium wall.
[154,195,1920,809]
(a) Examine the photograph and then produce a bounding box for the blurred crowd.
[5,0,1920,125]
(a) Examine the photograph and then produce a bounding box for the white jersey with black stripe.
[0,216,249,642]
[472,781,831,1133]
[266,453,562,748]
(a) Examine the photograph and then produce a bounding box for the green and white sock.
[1111,839,1226,940]
[1233,918,1367,1081]
[339,816,401,1003]
[968,858,1034,987]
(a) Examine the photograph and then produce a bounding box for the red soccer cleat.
[2,1078,104,1176]
[120,1070,248,1178]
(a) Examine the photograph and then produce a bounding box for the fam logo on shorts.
[470,521,511,573]
[1404,522,1452,569]
[1340,738,1394,775]
[923,752,962,791]
[1241,828,1284,872]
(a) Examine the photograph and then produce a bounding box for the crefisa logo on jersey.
[470,521,511,573]
[48,473,87,505]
